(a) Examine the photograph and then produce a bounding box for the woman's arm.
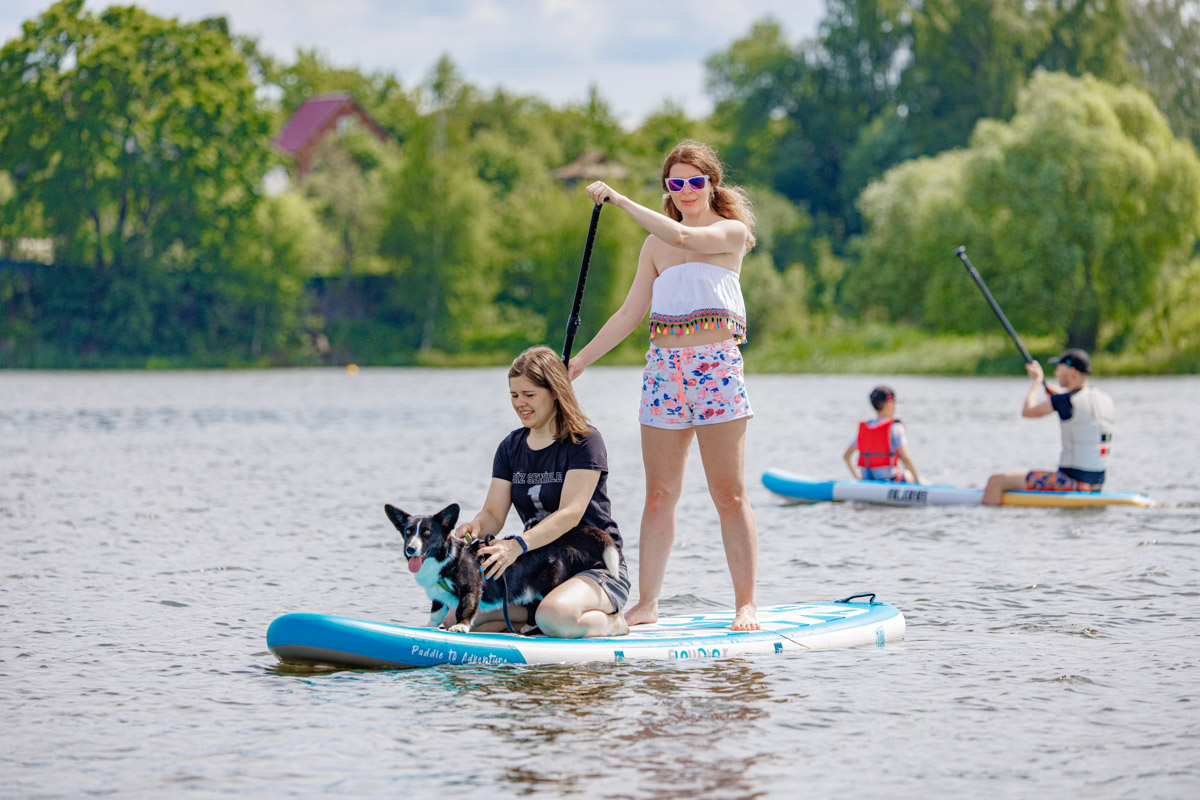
[454,478,512,540]
[568,239,656,379]
[586,182,747,256]
[478,469,601,579]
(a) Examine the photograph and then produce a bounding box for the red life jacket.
[857,418,900,469]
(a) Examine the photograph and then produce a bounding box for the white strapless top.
[648,262,747,343]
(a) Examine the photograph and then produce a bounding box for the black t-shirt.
[491,427,622,548]
[1050,390,1077,420]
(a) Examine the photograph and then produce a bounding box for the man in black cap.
[982,348,1115,504]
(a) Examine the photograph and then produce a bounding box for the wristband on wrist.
[510,535,528,555]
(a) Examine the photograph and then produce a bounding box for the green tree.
[899,0,1132,159]
[378,57,503,356]
[546,84,626,167]
[709,1,1138,244]
[0,0,282,360]
[1129,255,1200,370]
[628,101,712,166]
[708,6,909,225]
[855,71,1200,351]
[1127,0,1200,154]
[706,19,806,191]
[212,191,322,361]
[299,127,398,313]
[0,1,270,274]
[898,0,1032,158]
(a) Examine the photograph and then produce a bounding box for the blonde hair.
[660,139,756,250]
[508,345,592,444]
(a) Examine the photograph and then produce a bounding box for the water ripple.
[4,369,1200,798]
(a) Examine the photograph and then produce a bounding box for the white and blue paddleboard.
[762,468,1155,508]
[267,594,905,669]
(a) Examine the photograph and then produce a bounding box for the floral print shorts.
[638,339,753,429]
[1025,470,1101,493]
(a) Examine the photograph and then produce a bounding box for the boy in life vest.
[982,348,1115,505]
[842,386,924,484]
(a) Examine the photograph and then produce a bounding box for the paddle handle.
[562,203,603,366]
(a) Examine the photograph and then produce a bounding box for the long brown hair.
[508,345,592,444]
[660,139,757,250]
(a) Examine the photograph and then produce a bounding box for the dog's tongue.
[407,555,424,573]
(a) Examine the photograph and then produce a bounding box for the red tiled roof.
[275,91,355,154]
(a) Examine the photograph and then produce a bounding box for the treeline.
[1,0,1199,370]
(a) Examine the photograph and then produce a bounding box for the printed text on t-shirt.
[511,471,563,485]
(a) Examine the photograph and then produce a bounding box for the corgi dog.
[384,502,619,633]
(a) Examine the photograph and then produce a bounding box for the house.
[550,150,629,187]
[274,92,389,176]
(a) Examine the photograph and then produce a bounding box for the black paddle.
[955,246,1050,391]
[561,202,603,367]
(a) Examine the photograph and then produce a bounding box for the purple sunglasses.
[664,175,710,193]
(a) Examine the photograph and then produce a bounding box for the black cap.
[1049,348,1091,374]
[869,386,895,410]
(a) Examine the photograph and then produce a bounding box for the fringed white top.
[648,262,747,344]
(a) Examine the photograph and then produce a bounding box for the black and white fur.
[384,502,619,633]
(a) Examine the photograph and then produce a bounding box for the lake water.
[3,367,1199,798]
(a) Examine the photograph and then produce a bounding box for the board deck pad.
[762,468,1154,508]
[267,597,905,670]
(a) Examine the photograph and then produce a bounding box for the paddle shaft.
[561,203,603,366]
[955,246,1037,363]
[955,246,1054,393]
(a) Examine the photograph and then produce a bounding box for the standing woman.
[568,140,759,631]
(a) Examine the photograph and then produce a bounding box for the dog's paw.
[447,622,471,633]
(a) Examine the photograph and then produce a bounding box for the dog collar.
[437,576,454,594]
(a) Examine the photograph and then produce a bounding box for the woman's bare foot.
[608,611,630,637]
[731,603,759,631]
[624,601,659,626]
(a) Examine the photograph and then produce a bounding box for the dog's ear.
[436,503,460,531]
[384,504,409,531]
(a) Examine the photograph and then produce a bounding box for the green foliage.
[707,4,909,231]
[1127,0,1200,155]
[0,0,317,365]
[0,1,272,272]
[377,74,503,354]
[741,250,810,351]
[2,1,1198,371]
[853,71,1200,351]
[706,19,805,190]
[852,149,974,326]
[0,169,47,256]
[629,102,716,166]
[299,127,398,282]
[708,1,1141,244]
[1117,255,1200,372]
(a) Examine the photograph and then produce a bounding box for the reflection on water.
[3,368,1200,798]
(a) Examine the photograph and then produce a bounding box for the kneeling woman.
[455,345,630,638]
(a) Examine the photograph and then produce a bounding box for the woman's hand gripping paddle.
[955,246,1051,393]
[561,202,604,367]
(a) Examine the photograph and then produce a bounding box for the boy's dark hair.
[869,386,895,411]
